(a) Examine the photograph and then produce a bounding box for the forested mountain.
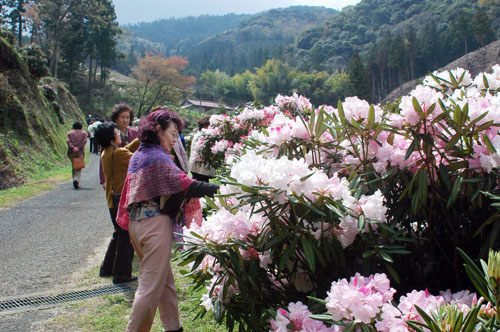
[287,0,500,101]
[123,14,250,57]
[120,1,500,103]
[121,7,336,75]
[185,6,336,75]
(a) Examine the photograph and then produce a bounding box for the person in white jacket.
[88,119,103,154]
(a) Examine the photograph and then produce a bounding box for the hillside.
[383,38,500,103]
[0,37,85,189]
[289,0,500,73]
[120,7,336,75]
[186,6,336,74]
[123,14,249,56]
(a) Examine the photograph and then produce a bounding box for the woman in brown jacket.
[95,121,140,284]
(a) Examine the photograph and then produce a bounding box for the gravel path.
[0,153,113,330]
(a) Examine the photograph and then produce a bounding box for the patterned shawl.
[117,144,195,230]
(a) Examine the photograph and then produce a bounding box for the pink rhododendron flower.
[399,85,444,126]
[339,96,383,124]
[325,273,395,324]
[276,93,313,113]
[270,301,339,332]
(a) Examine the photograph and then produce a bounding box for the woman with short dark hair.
[94,122,140,284]
[66,121,87,189]
[117,108,219,332]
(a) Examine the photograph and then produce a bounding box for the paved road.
[0,152,113,330]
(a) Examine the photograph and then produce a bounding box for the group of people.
[65,104,218,332]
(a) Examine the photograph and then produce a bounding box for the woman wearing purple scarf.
[117,109,218,332]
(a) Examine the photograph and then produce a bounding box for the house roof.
[182,99,233,110]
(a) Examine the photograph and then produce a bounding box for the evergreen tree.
[450,9,472,63]
[472,7,493,48]
[39,0,83,77]
[59,2,87,84]
[388,34,406,90]
[1,0,30,46]
[405,25,417,81]
[347,52,370,101]
[418,21,440,73]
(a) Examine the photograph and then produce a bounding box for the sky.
[112,0,361,25]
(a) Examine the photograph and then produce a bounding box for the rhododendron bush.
[178,66,500,331]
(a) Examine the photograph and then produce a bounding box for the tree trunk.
[371,69,377,103]
[410,54,415,80]
[49,28,60,76]
[87,54,93,105]
[388,69,393,93]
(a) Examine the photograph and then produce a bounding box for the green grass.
[0,154,91,208]
[39,252,229,332]
[0,163,73,208]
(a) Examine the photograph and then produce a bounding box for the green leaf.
[385,263,400,284]
[412,97,425,119]
[482,134,497,153]
[367,105,375,130]
[379,250,393,263]
[425,103,437,117]
[358,214,365,230]
[453,104,462,125]
[438,163,451,191]
[325,204,345,218]
[203,196,218,210]
[414,305,441,331]
[445,133,461,152]
[300,172,315,182]
[475,120,494,134]
[419,134,434,147]
[418,168,428,207]
[263,233,289,251]
[464,111,489,132]
[457,248,492,302]
[405,138,418,160]
[463,305,481,332]
[474,214,500,238]
[387,131,395,145]
[447,176,463,208]
[431,112,447,125]
[337,100,347,125]
[240,185,258,194]
[483,73,489,89]
[406,321,427,332]
[278,237,298,272]
[300,237,316,272]
[308,314,333,321]
[362,250,375,258]
[307,296,328,305]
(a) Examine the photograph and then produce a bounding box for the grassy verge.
[0,155,91,209]
[39,252,228,332]
[0,163,72,208]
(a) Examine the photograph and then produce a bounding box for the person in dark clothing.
[94,122,140,284]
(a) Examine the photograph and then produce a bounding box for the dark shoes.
[99,269,112,278]
[73,180,79,189]
[166,328,183,332]
[113,275,138,284]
